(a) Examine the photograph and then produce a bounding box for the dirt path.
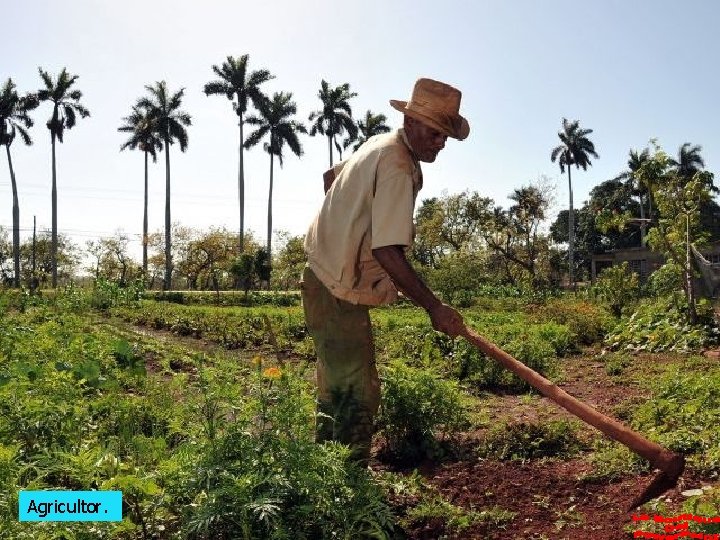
[389,352,719,539]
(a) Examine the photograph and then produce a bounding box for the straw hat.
[390,78,469,141]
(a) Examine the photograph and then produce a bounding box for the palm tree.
[671,142,705,181]
[550,118,598,288]
[352,110,391,151]
[118,104,163,279]
[614,148,650,245]
[37,67,90,288]
[308,80,357,167]
[244,92,306,260]
[338,109,391,159]
[0,79,39,287]
[203,55,273,253]
[136,81,191,290]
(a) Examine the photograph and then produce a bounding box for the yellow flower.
[263,367,282,379]
[251,356,262,366]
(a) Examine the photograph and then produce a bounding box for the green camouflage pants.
[301,266,380,463]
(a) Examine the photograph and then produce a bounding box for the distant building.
[590,242,720,294]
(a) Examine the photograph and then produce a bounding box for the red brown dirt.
[376,352,720,539]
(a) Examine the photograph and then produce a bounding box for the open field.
[1,289,720,539]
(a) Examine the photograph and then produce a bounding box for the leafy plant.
[377,361,470,462]
[632,365,720,472]
[477,420,583,461]
[590,262,640,317]
[605,298,720,353]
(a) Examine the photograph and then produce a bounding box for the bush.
[526,298,613,345]
[590,262,640,317]
[580,439,647,483]
[605,298,720,353]
[477,420,583,461]
[632,365,720,472]
[452,330,558,391]
[377,361,470,462]
[183,364,396,539]
[147,289,301,307]
[603,353,632,376]
[91,277,144,310]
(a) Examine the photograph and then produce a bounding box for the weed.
[478,420,583,461]
[579,439,648,483]
[403,495,515,533]
[603,353,632,376]
[377,361,470,462]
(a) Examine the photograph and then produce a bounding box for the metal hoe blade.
[629,452,686,511]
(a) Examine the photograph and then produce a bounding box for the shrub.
[590,262,640,317]
[477,420,583,461]
[605,299,720,353]
[603,353,632,376]
[91,277,144,310]
[580,439,647,483]
[182,364,396,539]
[526,298,614,345]
[452,331,557,391]
[632,365,720,472]
[377,361,470,462]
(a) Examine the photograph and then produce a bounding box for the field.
[1,288,720,539]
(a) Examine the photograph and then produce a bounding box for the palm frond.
[244,125,269,148]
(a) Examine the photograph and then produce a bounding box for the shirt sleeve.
[371,150,416,249]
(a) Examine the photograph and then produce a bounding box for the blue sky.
[2,0,719,260]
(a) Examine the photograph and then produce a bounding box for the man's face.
[405,116,448,163]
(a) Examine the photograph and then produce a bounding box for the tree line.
[1,55,391,290]
[2,57,717,295]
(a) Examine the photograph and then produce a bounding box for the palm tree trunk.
[567,166,575,289]
[238,112,245,254]
[6,145,20,288]
[328,135,333,167]
[164,134,172,291]
[142,150,149,279]
[267,150,274,260]
[51,132,58,288]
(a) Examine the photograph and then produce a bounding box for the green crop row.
[0,300,398,539]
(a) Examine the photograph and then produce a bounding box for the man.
[302,78,469,462]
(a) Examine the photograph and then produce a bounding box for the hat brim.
[390,99,469,141]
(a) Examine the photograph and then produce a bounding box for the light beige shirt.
[305,128,423,306]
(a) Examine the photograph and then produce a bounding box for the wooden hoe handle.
[461,326,678,472]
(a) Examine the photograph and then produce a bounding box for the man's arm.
[372,245,465,337]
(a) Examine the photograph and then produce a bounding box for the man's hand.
[428,302,465,338]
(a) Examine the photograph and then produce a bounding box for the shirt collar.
[398,128,423,191]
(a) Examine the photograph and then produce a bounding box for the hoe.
[461,326,685,510]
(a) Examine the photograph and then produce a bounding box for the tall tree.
[244,92,306,260]
[0,79,38,287]
[550,118,598,288]
[136,81,191,290]
[347,109,391,154]
[37,67,90,287]
[308,80,357,167]
[671,142,705,181]
[118,104,163,279]
[203,55,274,253]
[614,148,650,244]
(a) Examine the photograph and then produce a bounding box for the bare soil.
[376,352,720,539]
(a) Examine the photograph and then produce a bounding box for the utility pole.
[31,216,37,293]
[686,213,697,324]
